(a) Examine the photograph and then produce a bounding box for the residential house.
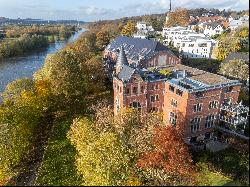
[134,21,155,38]
[229,15,249,30]
[203,22,224,37]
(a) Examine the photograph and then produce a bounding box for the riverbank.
[0,29,86,94]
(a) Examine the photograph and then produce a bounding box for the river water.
[0,28,86,93]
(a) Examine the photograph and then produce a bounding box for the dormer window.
[196,92,204,98]
[225,86,233,93]
[169,85,175,92]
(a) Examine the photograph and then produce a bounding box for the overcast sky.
[0,0,248,21]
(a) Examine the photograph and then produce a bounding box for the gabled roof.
[224,52,249,64]
[106,36,176,62]
[204,22,222,29]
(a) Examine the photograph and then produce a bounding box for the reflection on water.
[0,29,86,93]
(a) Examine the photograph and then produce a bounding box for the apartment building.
[113,46,243,143]
[162,26,217,59]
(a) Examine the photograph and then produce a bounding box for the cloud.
[0,0,248,21]
[76,0,249,21]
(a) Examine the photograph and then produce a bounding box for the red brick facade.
[104,49,181,68]
[113,74,241,141]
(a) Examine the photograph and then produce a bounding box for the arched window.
[130,102,141,111]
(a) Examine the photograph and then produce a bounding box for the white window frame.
[150,95,159,102]
[171,98,178,107]
[191,117,201,132]
[194,103,203,112]
[169,112,177,126]
[130,101,141,111]
[205,114,216,128]
[209,100,219,109]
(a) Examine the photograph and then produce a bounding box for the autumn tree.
[96,30,110,50]
[68,117,133,186]
[0,78,52,180]
[67,103,163,186]
[219,59,249,81]
[215,36,241,61]
[137,126,197,186]
[236,26,249,38]
[121,21,137,37]
[166,8,190,27]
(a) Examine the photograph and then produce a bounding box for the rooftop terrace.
[116,64,241,93]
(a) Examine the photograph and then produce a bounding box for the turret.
[116,46,129,74]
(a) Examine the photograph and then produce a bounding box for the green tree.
[219,59,249,81]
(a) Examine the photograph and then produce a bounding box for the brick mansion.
[103,36,247,143]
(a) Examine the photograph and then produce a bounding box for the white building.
[162,26,205,44]
[136,22,154,32]
[134,22,155,39]
[162,26,217,59]
[203,22,224,37]
[178,37,216,59]
[229,15,249,30]
[136,22,147,31]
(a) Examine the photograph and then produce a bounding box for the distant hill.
[0,17,86,26]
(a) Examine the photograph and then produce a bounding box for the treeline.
[0,34,49,59]
[0,25,77,60]
[89,8,249,32]
[4,25,76,39]
[0,26,111,182]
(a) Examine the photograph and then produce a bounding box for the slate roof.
[204,22,222,29]
[106,36,176,62]
[224,52,249,64]
[116,46,129,67]
[117,65,136,82]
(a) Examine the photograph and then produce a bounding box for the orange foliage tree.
[166,8,190,27]
[137,126,197,185]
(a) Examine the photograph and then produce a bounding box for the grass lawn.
[35,118,82,186]
[193,148,249,186]
[197,163,237,186]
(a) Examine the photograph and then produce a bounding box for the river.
[0,28,86,93]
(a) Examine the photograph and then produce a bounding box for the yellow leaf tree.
[121,21,137,37]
